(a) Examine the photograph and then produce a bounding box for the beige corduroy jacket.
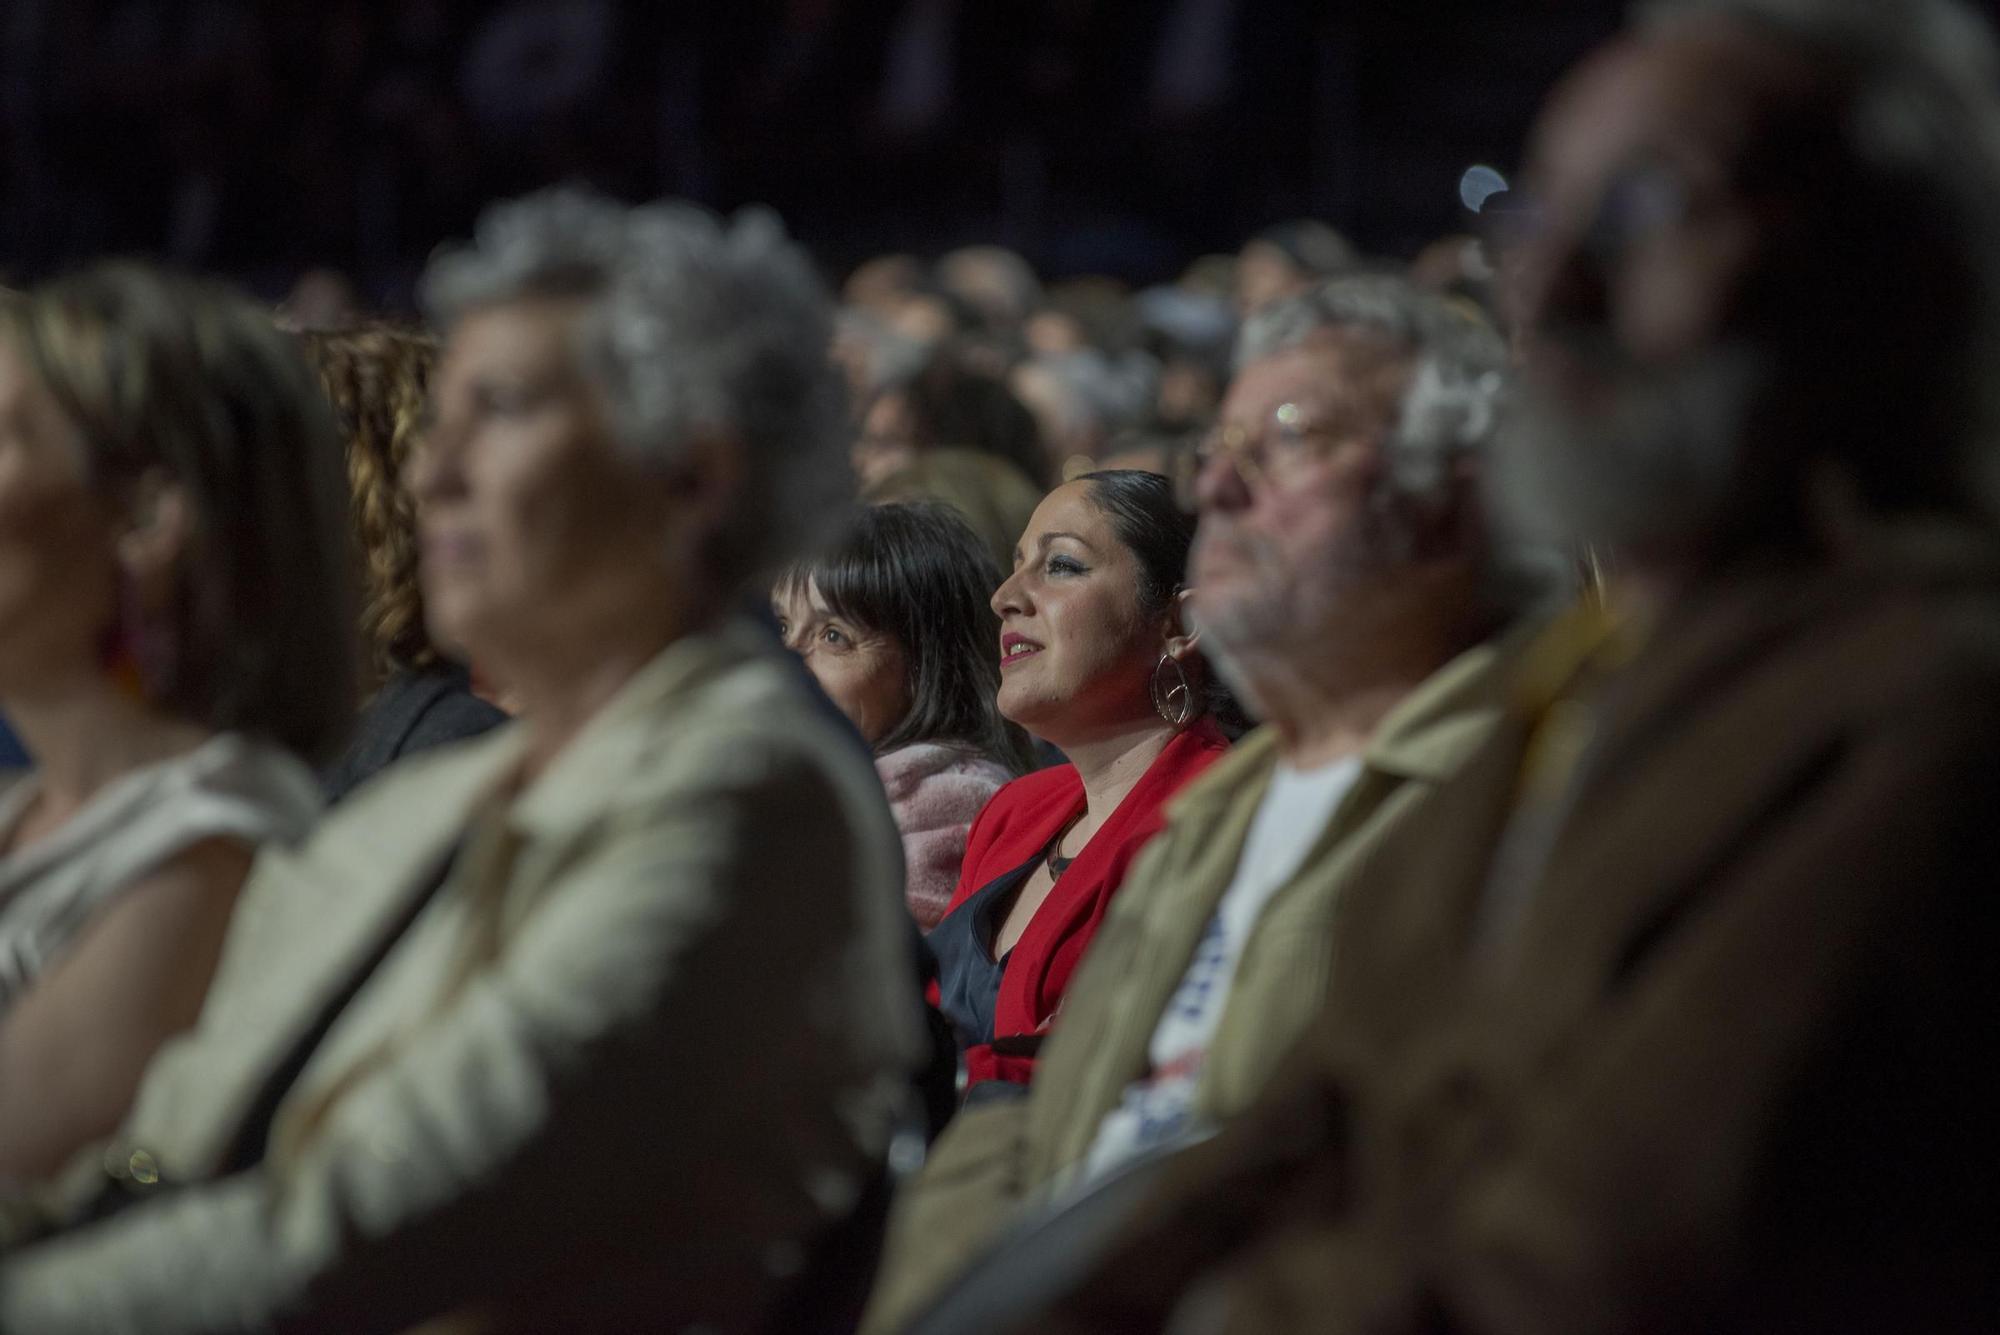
[863,636,1515,1334]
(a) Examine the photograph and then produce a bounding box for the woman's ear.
[1164,585,1202,660]
[115,472,193,606]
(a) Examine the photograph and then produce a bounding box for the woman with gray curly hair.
[0,189,922,1335]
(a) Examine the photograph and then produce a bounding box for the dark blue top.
[0,719,27,769]
[321,664,508,805]
[928,850,1043,1053]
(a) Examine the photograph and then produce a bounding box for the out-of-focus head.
[843,253,926,316]
[278,267,363,333]
[0,264,358,759]
[858,351,1048,491]
[1135,286,1237,433]
[302,325,442,686]
[1024,276,1143,358]
[884,290,971,348]
[854,384,921,492]
[861,446,1045,577]
[774,501,1027,769]
[937,246,1044,333]
[1236,220,1358,316]
[414,187,848,670]
[832,306,927,407]
[1098,428,1194,480]
[991,470,1220,746]
[1179,254,1240,305]
[1499,0,2000,562]
[1188,275,1512,707]
[1410,234,1494,297]
[1009,349,1160,480]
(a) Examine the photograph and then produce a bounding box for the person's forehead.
[1027,480,1113,540]
[439,296,587,378]
[1237,240,1300,273]
[1527,19,1810,196]
[1226,333,1409,419]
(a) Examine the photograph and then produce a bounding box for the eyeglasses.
[1173,401,1377,510]
[1483,157,1697,270]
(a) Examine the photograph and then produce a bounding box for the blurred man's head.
[842,254,926,316]
[937,246,1044,333]
[1185,277,1515,714]
[1497,0,2000,564]
[1236,220,1359,316]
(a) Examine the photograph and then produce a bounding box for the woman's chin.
[994,685,1047,734]
[422,597,498,670]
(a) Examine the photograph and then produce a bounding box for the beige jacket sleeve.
[862,1099,1034,1335]
[0,731,913,1334]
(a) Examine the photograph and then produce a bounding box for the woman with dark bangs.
[775,502,1033,930]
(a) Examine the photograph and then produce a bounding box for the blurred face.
[1024,310,1088,356]
[886,294,956,347]
[842,255,924,315]
[1235,241,1311,317]
[772,577,910,747]
[410,297,681,670]
[1157,359,1222,430]
[1009,363,1091,472]
[854,391,918,492]
[1494,20,1798,551]
[1188,334,1410,664]
[991,480,1167,742]
[0,339,118,694]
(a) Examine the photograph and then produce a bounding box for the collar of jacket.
[1163,635,1511,827]
[1582,517,2000,777]
[504,615,780,840]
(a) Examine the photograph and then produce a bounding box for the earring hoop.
[1150,653,1195,729]
[106,571,177,704]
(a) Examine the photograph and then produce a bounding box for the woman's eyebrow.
[1035,531,1098,553]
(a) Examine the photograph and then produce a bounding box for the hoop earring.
[106,571,176,704]
[1150,653,1195,729]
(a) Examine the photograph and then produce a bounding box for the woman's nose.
[990,566,1028,618]
[406,411,467,504]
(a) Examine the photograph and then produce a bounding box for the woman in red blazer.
[928,470,1233,1092]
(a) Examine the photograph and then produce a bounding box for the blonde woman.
[303,326,506,803]
[0,266,355,1182]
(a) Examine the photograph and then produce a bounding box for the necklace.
[1045,815,1084,880]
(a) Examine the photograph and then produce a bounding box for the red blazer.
[937,719,1231,1086]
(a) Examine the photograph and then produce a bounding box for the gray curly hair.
[1236,274,1510,506]
[421,187,851,583]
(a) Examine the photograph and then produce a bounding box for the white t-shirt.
[1083,754,1364,1179]
[0,733,321,1013]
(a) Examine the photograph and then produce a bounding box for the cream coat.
[0,618,924,1334]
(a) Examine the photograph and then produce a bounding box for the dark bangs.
[796,502,1031,771]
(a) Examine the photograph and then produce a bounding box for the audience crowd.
[1,0,1997,1331]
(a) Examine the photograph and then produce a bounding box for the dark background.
[0,0,1627,307]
